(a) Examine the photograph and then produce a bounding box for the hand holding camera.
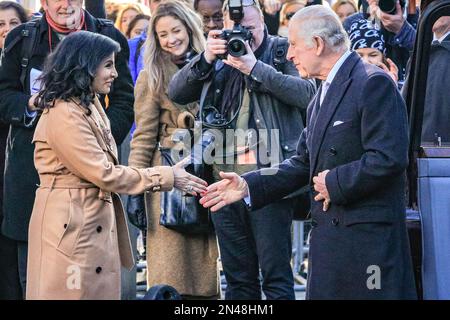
[204,0,256,74]
[205,30,228,64]
[368,0,405,35]
[379,1,405,34]
[222,41,257,76]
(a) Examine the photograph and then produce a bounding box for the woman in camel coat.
[129,1,219,299]
[26,31,206,300]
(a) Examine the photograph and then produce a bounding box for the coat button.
[329,147,337,156]
[96,267,102,274]
[96,226,102,233]
[311,219,318,228]
[332,218,339,226]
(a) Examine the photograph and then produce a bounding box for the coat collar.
[309,51,360,176]
[38,11,98,49]
[39,10,97,35]
[72,97,119,165]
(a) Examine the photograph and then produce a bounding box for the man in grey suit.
[200,5,417,299]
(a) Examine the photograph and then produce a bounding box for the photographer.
[343,0,417,83]
[169,0,315,299]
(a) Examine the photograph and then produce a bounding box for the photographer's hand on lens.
[380,2,405,34]
[205,30,228,64]
[368,0,381,19]
[222,41,257,76]
[172,156,208,196]
[199,171,249,212]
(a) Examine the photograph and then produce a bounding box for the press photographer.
[343,0,418,84]
[168,0,315,299]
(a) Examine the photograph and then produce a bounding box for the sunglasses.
[228,0,258,8]
[285,12,296,20]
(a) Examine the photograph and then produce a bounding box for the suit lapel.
[306,85,322,152]
[309,52,359,177]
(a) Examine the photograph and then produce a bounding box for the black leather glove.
[126,194,147,230]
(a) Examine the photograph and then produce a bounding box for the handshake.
[198,170,332,213]
[128,158,332,230]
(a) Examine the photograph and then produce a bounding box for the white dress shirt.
[320,50,352,105]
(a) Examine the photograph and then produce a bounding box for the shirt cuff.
[24,106,38,128]
[242,186,252,209]
[392,21,416,51]
[196,53,214,76]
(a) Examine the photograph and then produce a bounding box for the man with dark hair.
[0,0,134,298]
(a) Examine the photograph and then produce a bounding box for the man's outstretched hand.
[199,171,249,212]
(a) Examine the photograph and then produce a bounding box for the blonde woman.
[115,3,146,36]
[332,0,357,23]
[129,0,219,299]
[278,0,306,37]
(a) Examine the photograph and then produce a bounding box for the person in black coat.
[0,0,28,300]
[0,0,134,297]
[85,0,106,18]
[200,5,417,299]
[421,17,450,144]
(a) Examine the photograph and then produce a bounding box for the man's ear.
[40,0,47,10]
[314,36,325,56]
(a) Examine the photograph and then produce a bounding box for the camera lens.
[378,0,396,14]
[228,38,246,57]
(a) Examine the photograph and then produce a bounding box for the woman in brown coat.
[26,31,207,300]
[129,1,219,299]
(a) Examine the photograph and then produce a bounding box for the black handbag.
[159,147,214,234]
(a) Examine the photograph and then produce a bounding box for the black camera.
[378,0,405,14]
[218,0,253,58]
[378,0,397,14]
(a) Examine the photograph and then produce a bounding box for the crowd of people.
[0,0,448,300]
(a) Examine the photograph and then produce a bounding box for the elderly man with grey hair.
[200,5,417,299]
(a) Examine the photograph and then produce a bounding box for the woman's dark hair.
[126,14,150,39]
[0,1,28,23]
[35,31,120,112]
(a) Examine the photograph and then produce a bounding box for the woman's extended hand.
[172,157,208,196]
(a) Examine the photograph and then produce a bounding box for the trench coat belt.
[38,174,112,202]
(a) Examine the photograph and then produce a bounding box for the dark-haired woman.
[126,13,150,39]
[26,31,207,300]
[0,1,27,52]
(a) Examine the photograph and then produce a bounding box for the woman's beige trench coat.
[26,98,173,300]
